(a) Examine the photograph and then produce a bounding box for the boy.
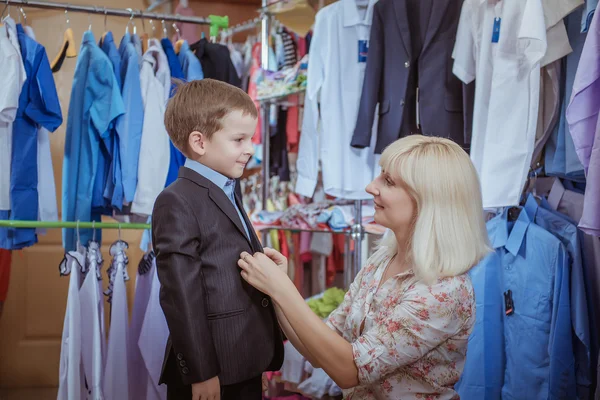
[152,79,284,400]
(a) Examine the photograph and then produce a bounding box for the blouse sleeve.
[352,275,474,385]
[325,264,371,335]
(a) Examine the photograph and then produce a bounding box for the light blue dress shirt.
[62,31,125,251]
[178,40,204,81]
[455,252,505,400]
[0,24,63,250]
[183,159,250,239]
[98,31,123,211]
[486,208,575,400]
[546,9,586,180]
[117,32,144,204]
[524,195,592,398]
[582,0,598,33]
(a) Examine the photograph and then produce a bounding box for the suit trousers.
[166,376,263,400]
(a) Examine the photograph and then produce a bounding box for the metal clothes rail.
[221,17,261,38]
[0,220,150,230]
[2,0,227,26]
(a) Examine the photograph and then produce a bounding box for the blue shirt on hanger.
[99,31,123,211]
[62,30,124,251]
[161,38,186,188]
[455,251,505,400]
[524,194,592,399]
[117,32,144,205]
[0,24,63,250]
[178,40,204,81]
[487,207,575,400]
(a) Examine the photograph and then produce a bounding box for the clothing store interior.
[1,0,600,399]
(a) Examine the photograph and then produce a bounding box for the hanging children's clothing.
[62,30,124,251]
[0,22,62,250]
[296,0,381,200]
[131,39,171,217]
[177,40,204,81]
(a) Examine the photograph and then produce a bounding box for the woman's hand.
[238,250,290,297]
[264,247,288,275]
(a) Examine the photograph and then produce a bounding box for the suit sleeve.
[152,191,220,385]
[351,3,384,149]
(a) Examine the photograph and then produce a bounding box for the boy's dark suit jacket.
[151,167,284,388]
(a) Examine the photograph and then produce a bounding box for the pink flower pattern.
[326,257,475,399]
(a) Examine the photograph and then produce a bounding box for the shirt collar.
[490,207,532,256]
[99,31,115,48]
[82,30,96,45]
[184,159,229,190]
[343,0,377,27]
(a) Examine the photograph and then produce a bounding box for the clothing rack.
[257,1,366,282]
[2,0,224,26]
[0,220,150,230]
[221,17,261,38]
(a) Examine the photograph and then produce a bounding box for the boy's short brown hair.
[164,79,258,156]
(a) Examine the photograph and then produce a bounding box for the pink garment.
[286,95,300,152]
[171,3,200,45]
[326,259,474,399]
[248,42,262,144]
[299,231,312,264]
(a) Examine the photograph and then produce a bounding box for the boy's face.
[195,110,257,179]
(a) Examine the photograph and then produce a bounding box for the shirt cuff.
[452,63,475,85]
[295,174,317,198]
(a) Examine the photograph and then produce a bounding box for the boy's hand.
[263,247,288,275]
[191,376,220,400]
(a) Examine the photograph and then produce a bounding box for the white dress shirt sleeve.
[295,12,326,198]
[452,2,477,84]
[132,61,171,216]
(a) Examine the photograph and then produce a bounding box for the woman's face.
[366,171,416,233]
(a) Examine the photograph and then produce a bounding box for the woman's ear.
[188,131,206,156]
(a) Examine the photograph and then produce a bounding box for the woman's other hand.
[263,247,288,275]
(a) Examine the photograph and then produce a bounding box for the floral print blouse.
[326,257,475,399]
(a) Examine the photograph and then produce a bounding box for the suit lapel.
[236,194,262,252]
[421,0,453,55]
[208,188,253,248]
[392,0,412,60]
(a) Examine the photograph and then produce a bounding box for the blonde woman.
[238,135,491,399]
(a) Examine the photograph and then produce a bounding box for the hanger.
[101,6,108,41]
[50,7,78,73]
[148,18,156,38]
[173,23,185,54]
[17,6,24,25]
[161,19,167,38]
[139,10,149,53]
[1,0,10,23]
[125,8,136,35]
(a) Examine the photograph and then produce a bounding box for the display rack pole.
[352,200,364,278]
[260,1,271,244]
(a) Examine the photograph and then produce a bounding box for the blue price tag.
[358,40,368,62]
[491,17,501,43]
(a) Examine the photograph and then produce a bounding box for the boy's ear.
[188,131,207,156]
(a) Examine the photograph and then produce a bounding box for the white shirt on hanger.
[452,0,547,208]
[0,23,26,212]
[131,39,171,216]
[295,0,380,200]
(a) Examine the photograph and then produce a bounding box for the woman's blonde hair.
[368,135,491,283]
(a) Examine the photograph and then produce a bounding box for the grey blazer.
[352,0,472,154]
[151,167,284,387]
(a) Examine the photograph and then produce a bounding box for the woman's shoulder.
[406,274,474,317]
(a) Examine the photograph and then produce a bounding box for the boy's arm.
[152,191,220,385]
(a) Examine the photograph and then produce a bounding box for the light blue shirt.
[524,194,592,398]
[486,208,575,400]
[582,0,598,33]
[455,252,505,400]
[62,30,124,251]
[178,40,204,82]
[546,9,586,180]
[183,159,250,239]
[117,32,144,204]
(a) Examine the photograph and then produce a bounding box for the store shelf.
[257,226,351,234]
[257,87,306,102]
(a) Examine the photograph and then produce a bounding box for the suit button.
[400,99,405,106]
[179,360,187,367]
[404,61,410,68]
[182,367,190,375]
[262,298,270,308]
[176,353,183,361]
